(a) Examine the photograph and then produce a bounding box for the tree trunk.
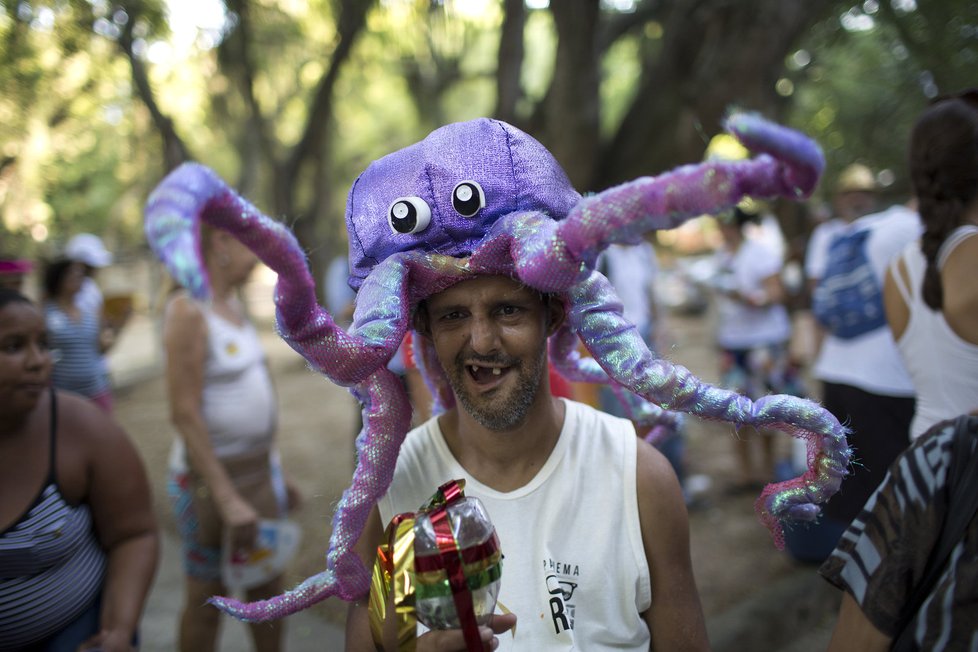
[495,0,526,124]
[598,0,832,189]
[543,0,603,190]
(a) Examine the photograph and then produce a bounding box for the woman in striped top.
[42,258,116,413]
[0,288,158,651]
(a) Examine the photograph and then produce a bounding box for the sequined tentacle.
[144,162,391,386]
[724,112,823,195]
[548,306,684,438]
[210,366,412,620]
[548,322,609,384]
[514,114,824,292]
[565,269,850,548]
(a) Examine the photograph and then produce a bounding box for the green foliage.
[0,1,167,251]
[789,0,978,203]
[788,16,926,201]
[3,0,977,256]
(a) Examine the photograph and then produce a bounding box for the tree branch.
[282,0,373,200]
[223,0,277,193]
[494,0,525,123]
[117,16,191,170]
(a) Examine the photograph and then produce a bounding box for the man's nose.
[469,315,501,354]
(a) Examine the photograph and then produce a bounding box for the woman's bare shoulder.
[55,391,125,442]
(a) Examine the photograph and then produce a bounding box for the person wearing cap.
[42,258,117,412]
[64,234,130,394]
[804,164,878,295]
[65,233,114,317]
[797,164,921,562]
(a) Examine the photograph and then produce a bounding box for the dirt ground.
[111,301,832,643]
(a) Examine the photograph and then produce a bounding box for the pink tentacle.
[144,162,392,386]
[210,367,412,620]
[548,323,684,435]
[565,269,849,548]
[548,322,609,384]
[515,113,824,292]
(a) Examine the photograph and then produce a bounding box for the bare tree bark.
[281,0,374,291]
[221,0,276,196]
[543,0,603,189]
[495,0,526,124]
[596,0,832,188]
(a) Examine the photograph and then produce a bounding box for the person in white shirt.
[804,164,879,297]
[712,205,794,491]
[64,234,129,393]
[344,275,708,651]
[805,164,921,560]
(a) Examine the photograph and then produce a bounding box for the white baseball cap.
[65,233,113,268]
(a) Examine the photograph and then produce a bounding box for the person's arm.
[942,232,978,346]
[726,268,785,309]
[636,440,709,651]
[826,592,891,652]
[882,260,911,341]
[163,294,258,551]
[74,398,159,652]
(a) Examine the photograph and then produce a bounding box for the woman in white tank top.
[883,92,978,439]
[162,225,298,652]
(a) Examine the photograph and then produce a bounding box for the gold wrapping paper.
[369,514,417,651]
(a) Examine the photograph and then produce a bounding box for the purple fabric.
[346,118,581,290]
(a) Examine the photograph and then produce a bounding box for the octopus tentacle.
[144,113,841,627]
[210,366,413,620]
[517,113,825,292]
[566,269,850,548]
[146,163,414,620]
[144,162,394,386]
[548,322,683,439]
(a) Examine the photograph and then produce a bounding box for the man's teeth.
[470,365,502,376]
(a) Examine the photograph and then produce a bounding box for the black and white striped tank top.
[0,390,107,649]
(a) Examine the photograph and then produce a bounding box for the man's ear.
[545,295,566,336]
[412,301,431,338]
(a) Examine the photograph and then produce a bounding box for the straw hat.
[836,163,877,194]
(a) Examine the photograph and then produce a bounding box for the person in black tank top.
[0,288,158,651]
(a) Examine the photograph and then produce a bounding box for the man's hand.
[415,613,517,652]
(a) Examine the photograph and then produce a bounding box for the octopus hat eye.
[451,181,485,218]
[388,197,432,234]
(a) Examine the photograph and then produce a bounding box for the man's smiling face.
[423,275,561,432]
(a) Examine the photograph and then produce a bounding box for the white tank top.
[891,225,978,439]
[379,399,651,651]
[198,302,277,458]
